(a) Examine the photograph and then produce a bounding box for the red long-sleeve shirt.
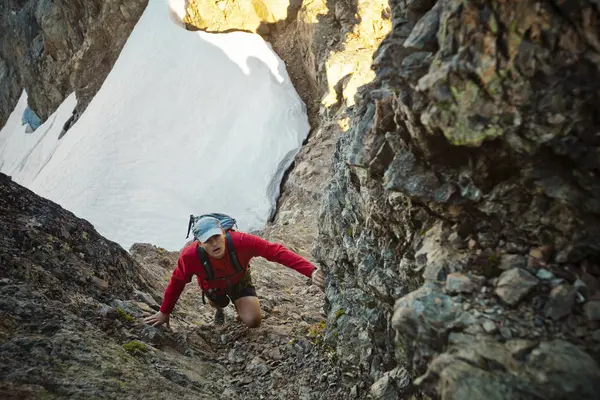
[160,231,316,313]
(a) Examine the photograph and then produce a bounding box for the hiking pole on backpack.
[186,214,195,239]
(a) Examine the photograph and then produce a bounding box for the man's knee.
[234,295,261,328]
[242,313,262,328]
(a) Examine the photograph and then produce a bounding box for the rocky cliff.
[315,0,600,398]
[0,0,147,129]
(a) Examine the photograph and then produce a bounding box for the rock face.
[264,0,392,259]
[315,0,600,397]
[184,0,293,35]
[0,172,214,399]
[0,0,147,128]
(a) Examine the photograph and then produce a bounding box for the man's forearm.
[159,279,186,314]
[268,244,316,277]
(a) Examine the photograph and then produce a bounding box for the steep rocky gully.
[2,0,600,399]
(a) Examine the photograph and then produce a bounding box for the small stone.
[246,356,269,376]
[529,245,553,262]
[462,303,471,311]
[528,257,542,269]
[499,254,527,270]
[576,327,588,337]
[265,347,282,360]
[350,385,358,398]
[551,278,565,287]
[536,269,554,280]
[228,349,244,364]
[133,289,159,308]
[534,316,545,327]
[465,323,483,334]
[446,273,476,294]
[482,320,497,333]
[457,312,476,330]
[476,231,498,249]
[98,304,116,318]
[529,248,543,259]
[506,242,528,253]
[495,268,539,306]
[448,232,466,250]
[581,272,600,295]
[92,277,109,290]
[584,301,600,321]
[256,364,269,376]
[500,327,512,339]
[393,284,464,341]
[239,376,253,385]
[574,278,589,299]
[370,368,410,399]
[544,284,576,320]
[468,238,477,250]
[140,325,167,346]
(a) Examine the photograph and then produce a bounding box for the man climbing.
[144,216,325,328]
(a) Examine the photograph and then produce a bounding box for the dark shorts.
[206,269,257,308]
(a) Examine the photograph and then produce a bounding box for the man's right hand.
[311,268,325,291]
[144,311,170,328]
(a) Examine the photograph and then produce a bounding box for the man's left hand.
[312,268,325,291]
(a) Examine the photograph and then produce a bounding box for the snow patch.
[168,0,187,28]
[0,90,77,184]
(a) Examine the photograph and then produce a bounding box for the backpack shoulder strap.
[196,244,214,280]
[225,232,245,273]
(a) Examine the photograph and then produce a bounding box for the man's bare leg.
[234,296,262,328]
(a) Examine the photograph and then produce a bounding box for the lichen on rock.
[315,0,600,397]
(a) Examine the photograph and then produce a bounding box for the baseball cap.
[192,217,223,242]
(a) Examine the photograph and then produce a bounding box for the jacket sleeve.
[242,233,317,278]
[160,255,193,314]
